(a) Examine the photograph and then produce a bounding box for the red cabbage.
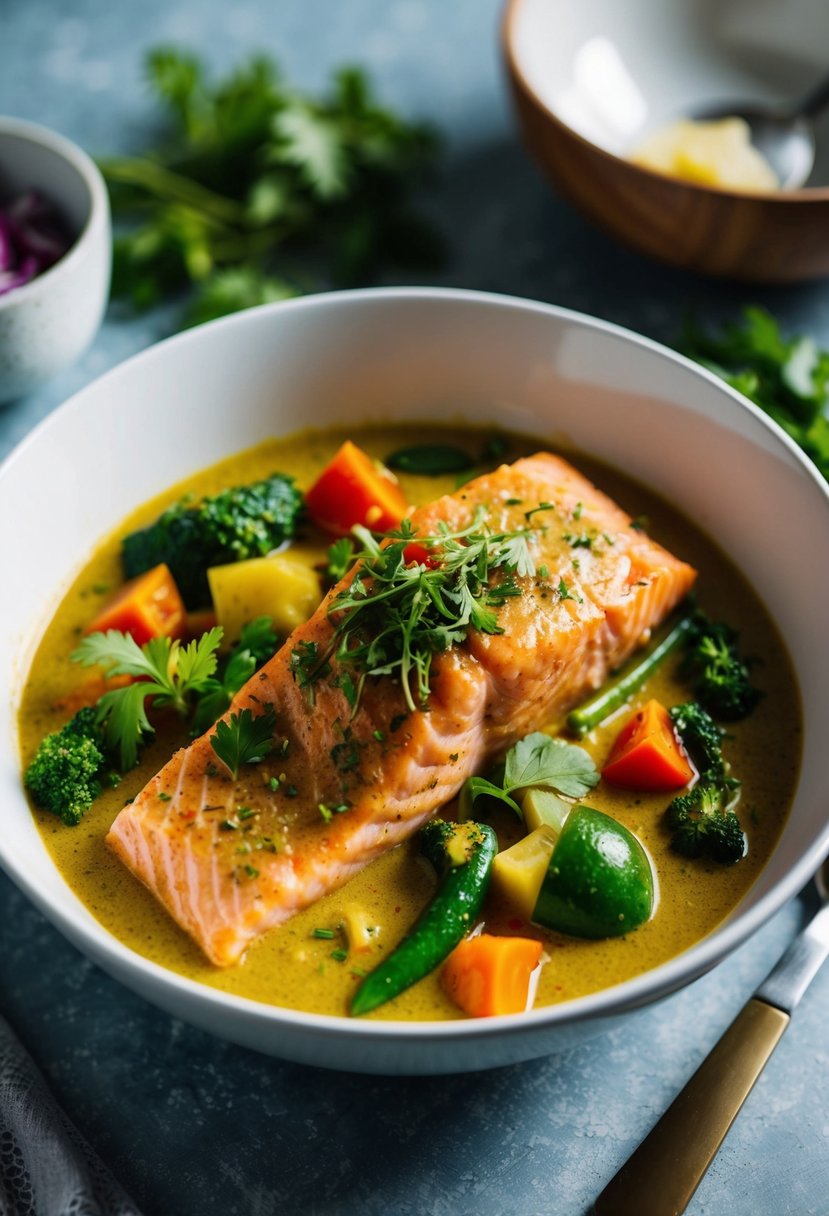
[0,191,71,297]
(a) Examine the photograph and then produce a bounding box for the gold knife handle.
[593,998,789,1216]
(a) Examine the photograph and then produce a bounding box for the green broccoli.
[666,783,746,864]
[24,708,115,826]
[682,614,761,721]
[122,473,303,608]
[669,701,725,778]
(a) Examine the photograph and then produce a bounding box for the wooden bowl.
[502,0,829,281]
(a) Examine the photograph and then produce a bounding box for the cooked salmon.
[106,453,696,965]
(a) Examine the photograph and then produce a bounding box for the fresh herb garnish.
[210,706,278,780]
[326,537,356,583]
[460,731,599,819]
[292,507,547,713]
[100,48,442,329]
[71,627,223,768]
[191,616,278,734]
[682,306,829,482]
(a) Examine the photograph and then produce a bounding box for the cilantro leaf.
[71,627,223,768]
[461,731,599,821]
[210,706,277,779]
[101,47,441,330]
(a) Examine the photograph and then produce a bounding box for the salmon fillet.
[107,453,696,965]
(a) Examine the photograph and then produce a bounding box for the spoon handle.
[593,998,789,1216]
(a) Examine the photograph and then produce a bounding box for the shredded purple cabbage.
[0,191,71,297]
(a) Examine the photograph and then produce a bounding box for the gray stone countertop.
[1,3,828,1214]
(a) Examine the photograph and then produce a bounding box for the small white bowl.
[0,117,111,403]
[2,288,829,1074]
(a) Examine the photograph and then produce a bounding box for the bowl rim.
[501,0,829,204]
[4,284,829,1047]
[0,114,110,313]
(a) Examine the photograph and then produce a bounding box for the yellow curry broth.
[19,425,801,1020]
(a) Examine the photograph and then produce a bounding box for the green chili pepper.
[350,819,497,1016]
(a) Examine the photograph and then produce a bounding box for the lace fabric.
[0,1015,141,1216]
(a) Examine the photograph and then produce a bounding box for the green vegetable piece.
[24,707,113,827]
[122,473,303,608]
[385,444,475,476]
[566,609,694,736]
[668,702,725,778]
[532,807,654,939]
[681,613,761,722]
[666,784,746,864]
[350,819,497,1016]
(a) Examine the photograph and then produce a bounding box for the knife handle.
[593,998,789,1216]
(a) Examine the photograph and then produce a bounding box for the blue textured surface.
[3,4,829,1214]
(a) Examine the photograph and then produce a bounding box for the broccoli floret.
[666,783,746,864]
[669,701,725,778]
[24,708,112,826]
[122,473,303,608]
[682,614,761,721]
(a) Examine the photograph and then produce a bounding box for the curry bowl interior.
[2,288,828,1074]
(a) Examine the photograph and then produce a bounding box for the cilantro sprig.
[210,706,277,780]
[682,306,829,482]
[190,616,278,734]
[460,732,599,819]
[292,509,542,714]
[71,628,223,769]
[101,48,442,329]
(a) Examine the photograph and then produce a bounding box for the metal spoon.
[594,854,829,1216]
[695,73,829,188]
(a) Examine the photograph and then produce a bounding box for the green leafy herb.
[461,731,599,818]
[682,306,829,482]
[191,616,279,733]
[326,537,356,583]
[210,706,278,780]
[101,48,442,329]
[292,507,549,713]
[71,628,223,768]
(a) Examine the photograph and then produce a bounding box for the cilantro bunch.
[101,48,443,327]
[682,306,829,481]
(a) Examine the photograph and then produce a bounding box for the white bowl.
[2,288,828,1075]
[0,117,111,403]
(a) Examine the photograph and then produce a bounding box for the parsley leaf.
[461,732,599,819]
[71,628,223,768]
[210,706,278,780]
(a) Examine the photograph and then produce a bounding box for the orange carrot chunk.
[304,440,408,536]
[602,698,694,791]
[85,563,186,646]
[440,933,543,1018]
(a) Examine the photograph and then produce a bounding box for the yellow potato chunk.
[630,118,778,193]
[490,826,558,921]
[208,552,322,645]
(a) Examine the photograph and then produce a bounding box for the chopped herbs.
[292,507,548,713]
[312,928,336,939]
[326,537,356,584]
[210,706,278,780]
[330,948,349,962]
